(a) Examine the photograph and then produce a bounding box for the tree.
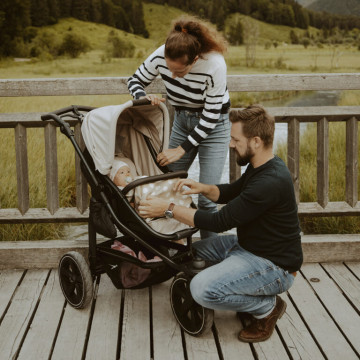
[59,32,91,58]
[226,17,244,46]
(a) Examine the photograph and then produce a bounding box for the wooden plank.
[51,296,93,359]
[86,275,122,360]
[214,311,254,360]
[0,269,48,360]
[287,117,300,203]
[1,74,360,97]
[298,201,360,216]
[0,207,89,223]
[74,123,89,213]
[120,288,151,360]
[183,324,218,360]
[288,272,358,359]
[277,293,324,360]
[1,106,360,128]
[152,281,184,360]
[317,117,329,208]
[0,270,24,318]
[301,263,360,355]
[14,124,29,214]
[346,117,358,207]
[322,262,360,312]
[17,270,65,360]
[44,122,59,214]
[345,262,360,279]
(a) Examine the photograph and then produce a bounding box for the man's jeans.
[168,109,230,239]
[190,235,295,317]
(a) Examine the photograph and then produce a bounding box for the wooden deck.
[0,262,360,360]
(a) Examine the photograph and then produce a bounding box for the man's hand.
[138,196,168,218]
[174,179,220,202]
[140,95,166,106]
[157,146,185,166]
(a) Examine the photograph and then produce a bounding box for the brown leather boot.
[238,296,287,343]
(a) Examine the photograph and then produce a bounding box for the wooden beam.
[287,117,300,203]
[346,116,358,207]
[317,117,329,208]
[14,124,29,214]
[0,234,359,269]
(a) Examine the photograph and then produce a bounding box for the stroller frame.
[41,100,214,336]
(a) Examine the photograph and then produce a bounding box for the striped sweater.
[127,45,230,152]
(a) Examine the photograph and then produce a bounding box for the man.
[139,104,303,343]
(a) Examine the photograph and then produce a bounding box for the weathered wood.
[85,275,122,360]
[183,327,219,360]
[214,311,254,360]
[287,117,300,203]
[297,201,360,216]
[74,123,89,213]
[152,281,184,360]
[346,117,358,207]
[0,207,89,223]
[288,272,358,359]
[317,117,329,208]
[44,122,59,214]
[322,263,360,312]
[345,261,360,279]
[52,303,92,360]
[301,263,360,354]
[0,270,48,360]
[14,124,29,214]
[120,288,150,359]
[2,74,360,97]
[17,270,65,360]
[0,269,24,318]
[277,293,325,360]
[301,234,360,263]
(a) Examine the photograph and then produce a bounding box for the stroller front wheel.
[170,272,214,336]
[58,251,94,309]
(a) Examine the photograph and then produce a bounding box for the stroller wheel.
[170,272,214,336]
[58,251,94,309]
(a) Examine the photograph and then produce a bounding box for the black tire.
[170,272,214,336]
[58,251,94,309]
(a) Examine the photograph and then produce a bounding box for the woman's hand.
[157,146,185,166]
[138,196,169,218]
[140,95,166,106]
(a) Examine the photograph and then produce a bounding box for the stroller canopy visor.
[81,101,170,177]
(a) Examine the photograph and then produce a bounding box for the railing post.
[14,124,29,214]
[287,118,300,204]
[346,116,358,207]
[317,117,329,208]
[44,123,59,214]
[74,123,89,213]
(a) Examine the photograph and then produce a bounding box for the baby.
[109,158,192,236]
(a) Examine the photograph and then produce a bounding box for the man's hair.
[229,104,275,148]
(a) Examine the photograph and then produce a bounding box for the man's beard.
[236,145,254,166]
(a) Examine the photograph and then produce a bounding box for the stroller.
[41,99,214,336]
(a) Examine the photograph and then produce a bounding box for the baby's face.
[113,165,132,187]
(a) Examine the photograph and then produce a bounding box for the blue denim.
[190,235,295,317]
[168,110,230,239]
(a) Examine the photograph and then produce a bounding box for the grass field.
[1,3,359,239]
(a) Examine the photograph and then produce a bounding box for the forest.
[1,0,360,57]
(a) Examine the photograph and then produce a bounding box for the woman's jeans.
[168,109,230,239]
[190,235,295,317]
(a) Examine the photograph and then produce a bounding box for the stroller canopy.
[81,101,170,177]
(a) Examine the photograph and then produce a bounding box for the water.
[63,90,340,240]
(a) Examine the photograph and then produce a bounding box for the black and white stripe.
[127,45,230,152]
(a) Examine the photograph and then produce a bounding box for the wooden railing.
[0,74,359,225]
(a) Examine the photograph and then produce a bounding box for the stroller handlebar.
[132,98,152,106]
[41,105,95,121]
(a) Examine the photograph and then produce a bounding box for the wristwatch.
[164,203,175,219]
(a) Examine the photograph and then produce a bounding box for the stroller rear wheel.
[58,251,94,309]
[170,272,214,336]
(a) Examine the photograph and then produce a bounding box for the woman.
[127,16,230,239]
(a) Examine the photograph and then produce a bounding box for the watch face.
[164,210,174,218]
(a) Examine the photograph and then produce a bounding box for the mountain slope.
[296,0,360,16]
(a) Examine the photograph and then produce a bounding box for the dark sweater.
[194,156,303,272]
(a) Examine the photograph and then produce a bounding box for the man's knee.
[190,272,218,307]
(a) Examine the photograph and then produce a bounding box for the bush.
[59,33,91,58]
[105,33,135,58]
